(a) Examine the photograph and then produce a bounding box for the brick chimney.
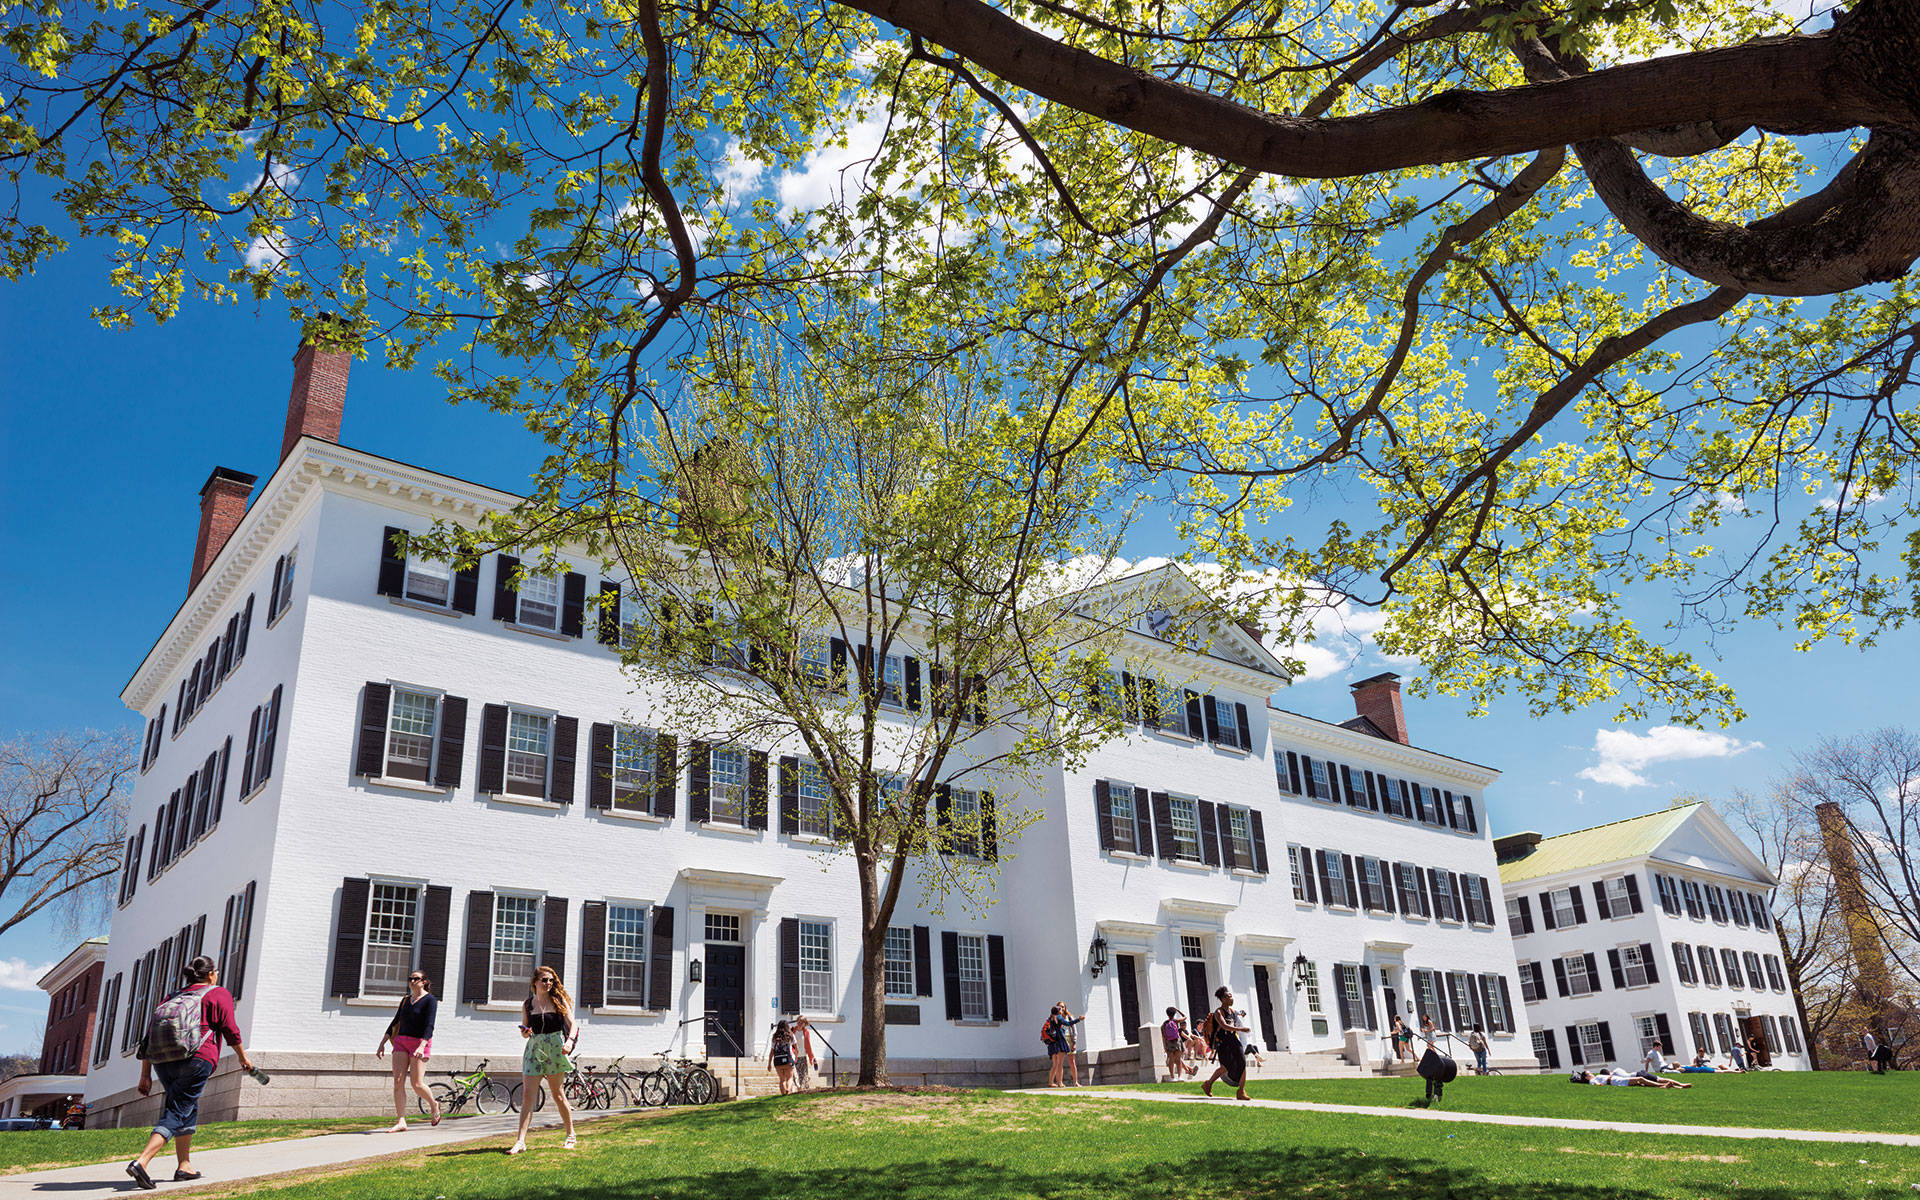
[1349,672,1409,744]
[280,321,352,462]
[190,467,258,591]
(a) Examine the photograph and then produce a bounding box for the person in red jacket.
[125,955,257,1190]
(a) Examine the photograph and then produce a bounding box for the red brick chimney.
[280,321,352,462]
[190,467,257,591]
[1350,672,1409,744]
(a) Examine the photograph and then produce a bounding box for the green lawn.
[1128,1071,1920,1134]
[185,1090,1916,1200]
[0,1115,390,1175]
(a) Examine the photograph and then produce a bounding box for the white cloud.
[1578,725,1762,788]
[717,137,766,199]
[244,233,287,269]
[0,958,52,992]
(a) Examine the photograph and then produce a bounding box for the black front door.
[1183,959,1210,1022]
[1253,964,1279,1051]
[1116,954,1141,1045]
[705,944,746,1057]
[1383,986,1398,1032]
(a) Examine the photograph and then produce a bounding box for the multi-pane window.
[491,895,539,1001]
[1225,806,1254,867]
[1464,875,1488,923]
[1698,945,1722,986]
[1764,955,1786,991]
[1110,783,1138,850]
[1706,885,1729,923]
[948,787,982,857]
[1655,874,1681,915]
[884,927,915,998]
[1340,965,1365,1027]
[1620,943,1650,987]
[1563,953,1597,996]
[1180,934,1204,960]
[612,725,657,811]
[1712,1012,1735,1053]
[605,903,649,1006]
[705,912,742,942]
[1300,960,1323,1015]
[1742,951,1765,989]
[1309,759,1332,801]
[1288,845,1307,900]
[1673,942,1697,985]
[1362,858,1387,908]
[710,748,747,824]
[1482,976,1507,1031]
[1605,875,1631,916]
[1721,948,1744,989]
[1210,697,1240,748]
[879,654,905,707]
[1168,796,1201,860]
[1274,752,1298,795]
[1415,970,1440,1021]
[1636,1014,1661,1053]
[386,689,438,781]
[362,883,420,995]
[1683,879,1705,918]
[1551,888,1577,927]
[1689,1012,1713,1055]
[1325,853,1351,907]
[800,640,832,686]
[1507,897,1527,937]
[1780,1014,1802,1054]
[404,555,452,607]
[957,932,989,1019]
[505,711,551,797]
[1577,1022,1607,1065]
[620,589,654,650]
[1749,894,1773,930]
[272,547,298,620]
[1412,783,1434,823]
[1520,961,1543,1003]
[799,920,832,1012]
[1532,1029,1553,1068]
[516,572,560,631]
[1449,971,1476,1029]
[1398,863,1424,914]
[796,759,832,837]
[1432,871,1457,920]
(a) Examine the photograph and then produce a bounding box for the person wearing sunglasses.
[376,970,440,1131]
[509,966,580,1155]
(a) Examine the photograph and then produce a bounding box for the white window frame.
[1415,970,1440,1021]
[1168,794,1202,860]
[883,926,915,998]
[403,553,454,608]
[1288,845,1307,900]
[1551,887,1578,928]
[1620,943,1651,988]
[1325,853,1351,907]
[1577,1021,1606,1065]
[1448,971,1477,1029]
[1362,857,1387,908]
[1210,696,1239,748]
[1722,948,1744,989]
[1109,782,1138,852]
[1698,945,1722,986]
[799,639,832,687]
[1563,953,1597,996]
[361,881,422,997]
[1274,751,1299,796]
[1635,1013,1661,1053]
[798,918,833,1013]
[490,893,540,1002]
[1299,960,1323,1016]
[956,931,990,1020]
[795,758,832,837]
[620,588,654,650]
[384,687,441,782]
[1309,759,1333,803]
[1464,874,1488,923]
[1532,1028,1552,1067]
[947,786,982,857]
[1225,805,1254,868]
[1506,897,1526,937]
[604,901,650,1007]
[1432,870,1457,921]
[1398,862,1424,915]
[1605,875,1631,916]
[612,724,658,812]
[515,571,561,632]
[879,653,906,708]
[709,747,748,825]
[1519,961,1543,1003]
[272,546,299,621]
[504,708,553,798]
[249,695,278,790]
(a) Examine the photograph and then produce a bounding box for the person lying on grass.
[1571,1069,1692,1089]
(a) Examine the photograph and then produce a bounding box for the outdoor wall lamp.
[1291,952,1308,991]
[689,958,704,984]
[1089,935,1110,978]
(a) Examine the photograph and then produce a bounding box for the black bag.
[1417,1047,1458,1083]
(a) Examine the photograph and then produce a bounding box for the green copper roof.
[1497,804,1702,885]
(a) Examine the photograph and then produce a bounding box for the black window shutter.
[1334,966,1354,1030]
[1463,796,1478,832]
[779,756,800,834]
[378,526,407,597]
[1518,895,1534,933]
[452,560,479,615]
[219,616,237,678]
[1624,874,1643,913]
[357,683,391,777]
[1151,792,1175,861]
[542,896,568,971]
[647,906,675,1010]
[653,734,677,817]
[1641,943,1659,984]
[1497,976,1514,1031]
[1538,891,1556,930]
[1566,1024,1584,1065]
[1360,965,1378,1029]
[987,934,1010,1021]
[234,880,260,1000]
[1134,795,1154,857]
[1554,957,1570,997]
[1342,765,1359,807]
[1654,1012,1673,1054]
[1363,771,1378,809]
[597,582,622,646]
[1439,974,1457,1031]
[1447,871,1465,921]
[237,593,254,660]
[1094,780,1114,851]
[914,926,933,997]
[828,638,847,693]
[268,555,285,620]
[981,791,998,861]
[331,877,370,998]
[1597,1021,1616,1062]
[1184,690,1203,738]
[1422,868,1439,918]
[1287,752,1301,795]
[1583,952,1601,989]
[1315,850,1333,904]
[478,704,508,794]
[688,741,711,822]
[1541,1028,1559,1069]
[559,572,587,637]
[748,751,770,830]
[435,696,467,788]
[493,555,520,621]
[1469,978,1486,1030]
[263,684,284,780]
[589,723,615,809]
[1530,961,1546,998]
[580,901,607,1007]
[1300,853,1316,903]
[419,884,451,993]
[1569,886,1587,924]
[1201,693,1220,742]
[1198,802,1222,867]
[240,706,260,795]
[1341,854,1358,907]
[1234,703,1251,751]
[1592,881,1611,920]
[905,657,922,712]
[779,918,800,1014]
[550,717,578,803]
[463,891,494,1004]
[1249,810,1269,874]
[1608,948,1626,990]
[941,931,963,1020]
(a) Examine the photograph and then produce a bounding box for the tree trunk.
[1779,923,1822,1071]
[856,850,889,1085]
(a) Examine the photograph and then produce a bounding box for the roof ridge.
[1533,801,1701,844]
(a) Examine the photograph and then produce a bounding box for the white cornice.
[36,939,107,992]
[1268,709,1500,786]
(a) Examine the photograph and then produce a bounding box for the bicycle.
[420,1058,512,1117]
[588,1056,646,1109]
[641,1051,719,1106]
[514,1063,610,1112]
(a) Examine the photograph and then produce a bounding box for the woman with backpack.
[1198,986,1250,1100]
[508,965,579,1156]
[770,1021,798,1094]
[376,969,440,1130]
[124,955,255,1190]
[1043,1003,1083,1087]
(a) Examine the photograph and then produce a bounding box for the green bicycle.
[420,1057,513,1117]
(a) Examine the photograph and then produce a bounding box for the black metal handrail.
[806,1026,840,1088]
[702,1011,745,1100]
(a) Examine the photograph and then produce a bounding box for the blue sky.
[2,218,1914,1052]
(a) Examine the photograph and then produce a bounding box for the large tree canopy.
[5,0,1917,724]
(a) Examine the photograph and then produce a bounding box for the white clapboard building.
[86,336,1532,1123]
[1498,803,1811,1072]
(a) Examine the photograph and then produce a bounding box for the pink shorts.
[392,1035,431,1060]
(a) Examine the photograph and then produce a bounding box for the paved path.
[1017,1088,1920,1147]
[1,1107,639,1195]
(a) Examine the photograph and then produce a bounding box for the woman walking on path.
[1044,1003,1084,1087]
[376,970,440,1131]
[124,956,257,1190]
[508,966,579,1155]
[791,1015,817,1090]
[1390,1017,1413,1063]
[1467,1026,1489,1075]
[770,1022,798,1094]
[1199,986,1250,1101]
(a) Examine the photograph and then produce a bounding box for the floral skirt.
[522,1031,573,1077]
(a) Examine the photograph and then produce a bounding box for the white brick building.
[86,339,1532,1123]
[1498,803,1811,1072]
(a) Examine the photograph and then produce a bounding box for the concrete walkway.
[1018,1088,1920,1147]
[1,1107,639,1195]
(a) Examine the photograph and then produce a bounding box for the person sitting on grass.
[1681,1050,1716,1073]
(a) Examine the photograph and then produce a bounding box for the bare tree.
[0,730,135,940]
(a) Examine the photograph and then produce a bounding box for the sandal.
[564,1134,577,1150]
[506,1141,526,1156]
[430,1105,443,1128]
